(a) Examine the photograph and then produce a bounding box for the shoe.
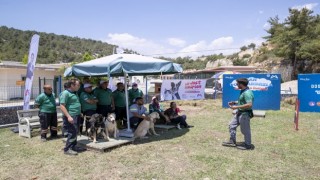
[72,146,87,152]
[186,125,194,128]
[176,124,181,130]
[236,144,254,150]
[41,138,47,142]
[64,149,78,156]
[222,140,236,147]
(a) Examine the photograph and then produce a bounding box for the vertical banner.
[23,34,40,110]
[298,74,320,112]
[223,74,281,110]
[160,79,206,101]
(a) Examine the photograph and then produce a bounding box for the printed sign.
[223,74,281,110]
[298,74,320,112]
[160,80,206,101]
[23,34,40,110]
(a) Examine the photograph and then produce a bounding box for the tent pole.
[124,72,131,132]
[118,72,134,138]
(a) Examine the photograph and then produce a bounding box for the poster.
[160,79,206,101]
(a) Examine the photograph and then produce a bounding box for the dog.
[133,112,160,140]
[87,113,107,143]
[164,81,181,100]
[104,113,118,141]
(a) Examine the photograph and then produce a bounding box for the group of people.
[35,77,254,155]
[34,78,194,156]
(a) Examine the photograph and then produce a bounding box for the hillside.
[0,26,116,64]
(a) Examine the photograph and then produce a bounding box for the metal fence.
[0,78,62,126]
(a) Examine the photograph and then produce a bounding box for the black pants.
[80,110,96,134]
[129,117,143,129]
[170,115,188,127]
[63,115,80,152]
[97,105,112,117]
[39,112,58,139]
[115,106,127,121]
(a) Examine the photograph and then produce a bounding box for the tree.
[248,43,256,50]
[22,54,28,64]
[240,46,248,51]
[82,52,94,62]
[265,8,320,79]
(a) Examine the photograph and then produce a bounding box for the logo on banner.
[230,77,272,91]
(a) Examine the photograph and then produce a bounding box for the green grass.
[0,99,320,179]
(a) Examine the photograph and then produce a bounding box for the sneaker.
[64,149,78,156]
[176,124,181,130]
[72,146,87,152]
[222,140,236,147]
[236,144,254,150]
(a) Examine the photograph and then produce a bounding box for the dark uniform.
[60,90,81,152]
[80,91,97,133]
[112,88,127,124]
[35,92,57,140]
[94,87,113,117]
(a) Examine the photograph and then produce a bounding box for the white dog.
[104,113,118,141]
[133,112,160,140]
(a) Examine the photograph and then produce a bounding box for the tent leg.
[119,72,134,138]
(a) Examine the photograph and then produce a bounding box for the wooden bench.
[17,107,64,138]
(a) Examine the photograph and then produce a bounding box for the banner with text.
[160,80,206,101]
[223,74,281,110]
[23,34,40,110]
[298,74,320,112]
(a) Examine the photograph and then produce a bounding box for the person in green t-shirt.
[59,79,84,156]
[34,84,57,142]
[128,82,143,106]
[94,80,115,117]
[222,78,254,150]
[79,83,98,134]
[112,82,127,128]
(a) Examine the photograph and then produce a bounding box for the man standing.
[60,79,83,156]
[94,80,115,117]
[112,82,126,128]
[128,82,143,106]
[34,85,57,142]
[79,83,98,134]
[222,78,254,150]
[129,97,149,129]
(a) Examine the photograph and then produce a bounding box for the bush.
[242,54,251,58]
[233,58,248,66]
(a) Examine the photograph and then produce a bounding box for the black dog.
[87,114,107,143]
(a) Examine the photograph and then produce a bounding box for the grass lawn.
[0,99,320,179]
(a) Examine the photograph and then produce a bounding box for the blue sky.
[0,0,319,58]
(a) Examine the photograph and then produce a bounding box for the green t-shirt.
[80,92,97,112]
[59,90,81,116]
[128,88,143,104]
[94,87,113,106]
[35,93,57,113]
[238,88,254,111]
[112,89,126,107]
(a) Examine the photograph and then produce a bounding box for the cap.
[100,80,108,85]
[84,83,92,88]
[132,82,138,86]
[152,96,157,101]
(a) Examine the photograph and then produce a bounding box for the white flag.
[23,34,40,110]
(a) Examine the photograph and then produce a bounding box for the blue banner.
[298,74,320,112]
[222,74,281,110]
